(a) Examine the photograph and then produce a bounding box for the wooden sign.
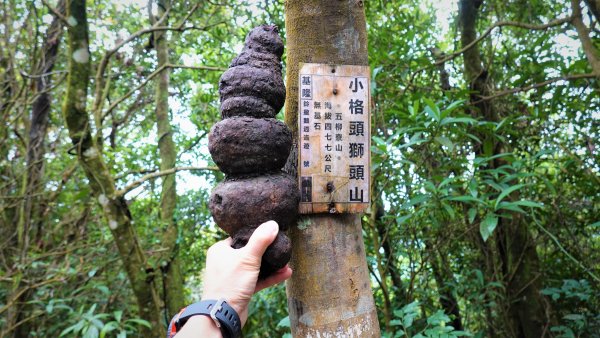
[298,63,370,214]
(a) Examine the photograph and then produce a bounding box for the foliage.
[388,301,471,338]
[0,0,598,336]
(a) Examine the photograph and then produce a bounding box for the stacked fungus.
[208,25,299,278]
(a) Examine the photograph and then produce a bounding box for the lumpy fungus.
[208,25,299,278]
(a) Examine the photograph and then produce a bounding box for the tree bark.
[284,1,380,336]
[151,0,185,319]
[427,241,464,331]
[62,1,163,336]
[583,0,600,25]
[3,4,65,337]
[572,0,600,77]
[459,1,550,336]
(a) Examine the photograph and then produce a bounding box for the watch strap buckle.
[209,298,226,328]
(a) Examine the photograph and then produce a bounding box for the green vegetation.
[0,0,598,337]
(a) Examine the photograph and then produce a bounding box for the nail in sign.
[298,63,370,214]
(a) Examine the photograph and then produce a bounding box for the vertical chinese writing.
[299,74,313,203]
[347,77,368,203]
[298,64,370,213]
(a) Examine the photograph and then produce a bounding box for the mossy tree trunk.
[151,0,185,317]
[284,1,381,336]
[62,1,163,336]
[459,1,550,336]
[4,3,65,337]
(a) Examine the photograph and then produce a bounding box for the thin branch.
[103,63,225,117]
[533,216,600,283]
[471,72,597,103]
[115,168,158,180]
[91,5,224,115]
[438,16,573,66]
[41,0,68,25]
[408,16,574,84]
[571,0,600,76]
[0,278,63,315]
[117,166,219,196]
[19,69,67,79]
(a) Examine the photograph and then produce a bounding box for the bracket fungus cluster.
[208,25,299,278]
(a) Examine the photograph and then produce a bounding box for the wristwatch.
[167,299,242,338]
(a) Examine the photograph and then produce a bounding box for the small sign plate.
[298,63,370,214]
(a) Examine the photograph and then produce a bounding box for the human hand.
[201,220,293,326]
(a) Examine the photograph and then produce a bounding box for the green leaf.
[442,202,455,218]
[423,97,441,122]
[277,316,290,328]
[480,214,498,242]
[438,176,455,188]
[563,314,585,321]
[440,117,476,126]
[445,195,483,204]
[113,310,123,323]
[372,135,386,147]
[405,194,429,207]
[495,184,526,208]
[100,322,118,338]
[495,202,526,214]
[396,214,412,225]
[440,100,465,118]
[512,200,543,209]
[125,318,151,328]
[83,325,99,338]
[468,208,477,224]
[434,136,454,151]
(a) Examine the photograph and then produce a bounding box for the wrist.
[178,315,222,338]
[168,300,243,338]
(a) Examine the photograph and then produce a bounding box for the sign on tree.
[298,63,371,214]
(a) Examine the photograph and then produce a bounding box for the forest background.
[0,0,598,337]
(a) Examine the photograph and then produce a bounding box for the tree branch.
[91,4,224,117]
[41,0,68,26]
[437,16,573,66]
[408,16,574,85]
[571,0,600,76]
[472,72,597,103]
[103,63,225,117]
[117,166,219,196]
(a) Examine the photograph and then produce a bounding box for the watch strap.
[167,299,242,338]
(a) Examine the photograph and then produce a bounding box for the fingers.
[244,220,279,259]
[255,265,293,293]
[212,237,233,248]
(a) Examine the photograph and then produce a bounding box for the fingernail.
[263,220,278,234]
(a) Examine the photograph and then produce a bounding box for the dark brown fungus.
[209,25,298,278]
[219,25,285,119]
[209,173,299,235]
[208,117,292,175]
[219,66,285,117]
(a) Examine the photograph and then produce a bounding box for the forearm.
[175,315,222,338]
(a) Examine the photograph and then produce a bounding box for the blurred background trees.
[0,0,597,337]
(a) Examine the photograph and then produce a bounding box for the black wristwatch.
[167,299,242,338]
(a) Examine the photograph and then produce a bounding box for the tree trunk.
[151,0,185,319]
[284,1,380,336]
[572,0,600,77]
[427,241,464,331]
[459,1,550,336]
[62,1,163,336]
[4,4,65,336]
[584,0,600,23]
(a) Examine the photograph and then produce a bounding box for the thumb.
[245,220,279,259]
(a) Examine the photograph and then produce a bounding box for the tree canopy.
[0,0,598,337]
